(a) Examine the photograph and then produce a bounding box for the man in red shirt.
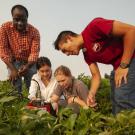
[0,5,40,96]
[53,18,135,114]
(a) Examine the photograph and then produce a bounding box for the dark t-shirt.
[52,78,89,103]
[81,17,135,69]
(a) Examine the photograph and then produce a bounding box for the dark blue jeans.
[9,60,36,94]
[110,58,135,115]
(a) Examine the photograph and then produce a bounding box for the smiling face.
[38,65,52,81]
[12,8,27,32]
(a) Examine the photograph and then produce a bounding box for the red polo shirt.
[81,17,135,69]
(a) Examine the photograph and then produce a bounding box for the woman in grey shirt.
[51,65,90,113]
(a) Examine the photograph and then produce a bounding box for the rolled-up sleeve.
[28,29,40,62]
[0,25,12,63]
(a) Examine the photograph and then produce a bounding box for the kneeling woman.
[51,65,90,113]
[28,57,57,102]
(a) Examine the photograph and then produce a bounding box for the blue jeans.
[110,58,135,115]
[9,60,36,94]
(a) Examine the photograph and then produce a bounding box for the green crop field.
[0,74,135,135]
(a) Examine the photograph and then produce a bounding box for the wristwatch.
[119,62,130,69]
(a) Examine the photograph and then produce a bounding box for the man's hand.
[9,68,18,81]
[115,67,129,88]
[87,91,97,107]
[18,64,29,76]
[4,61,18,81]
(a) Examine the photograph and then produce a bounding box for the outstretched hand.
[87,91,97,107]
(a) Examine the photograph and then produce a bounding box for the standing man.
[0,5,40,97]
[53,17,135,114]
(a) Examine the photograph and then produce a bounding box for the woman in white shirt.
[28,57,57,102]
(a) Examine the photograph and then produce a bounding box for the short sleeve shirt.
[52,78,89,103]
[81,17,135,69]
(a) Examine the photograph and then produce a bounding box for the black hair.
[36,57,52,70]
[53,31,78,50]
[11,4,28,18]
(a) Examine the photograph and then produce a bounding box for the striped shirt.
[0,21,40,63]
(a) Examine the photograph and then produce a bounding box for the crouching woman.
[28,56,57,104]
[51,65,89,113]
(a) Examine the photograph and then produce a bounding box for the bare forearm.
[90,74,101,95]
[50,95,59,103]
[112,21,135,64]
[88,63,101,95]
[122,29,135,64]
[74,97,87,107]
[4,61,16,71]
[87,63,101,106]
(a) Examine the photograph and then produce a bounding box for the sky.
[0,0,135,80]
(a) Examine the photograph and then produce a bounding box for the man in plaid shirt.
[0,5,40,96]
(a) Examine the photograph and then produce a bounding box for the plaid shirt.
[0,21,40,63]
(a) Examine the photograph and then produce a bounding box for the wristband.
[119,62,130,69]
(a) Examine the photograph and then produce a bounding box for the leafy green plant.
[0,76,135,135]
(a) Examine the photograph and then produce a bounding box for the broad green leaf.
[99,130,112,135]
[116,113,128,125]
[62,113,77,130]
[0,96,17,103]
[0,92,6,96]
